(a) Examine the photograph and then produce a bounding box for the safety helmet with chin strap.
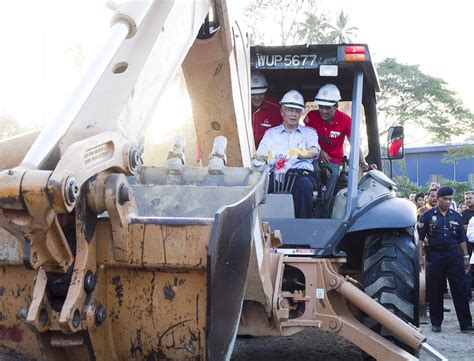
[314,84,341,106]
[280,90,305,110]
[251,71,268,95]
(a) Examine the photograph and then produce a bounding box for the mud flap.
[206,176,265,360]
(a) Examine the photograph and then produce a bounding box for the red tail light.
[344,45,366,54]
[344,45,366,61]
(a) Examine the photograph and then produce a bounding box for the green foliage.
[297,11,331,44]
[243,0,319,46]
[376,58,474,142]
[439,179,472,204]
[442,144,474,164]
[243,1,358,45]
[0,111,21,139]
[393,176,423,198]
[394,176,471,204]
[325,10,359,43]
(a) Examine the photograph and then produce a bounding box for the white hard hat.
[314,84,341,106]
[251,71,268,95]
[280,90,305,110]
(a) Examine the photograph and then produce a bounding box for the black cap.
[437,186,454,197]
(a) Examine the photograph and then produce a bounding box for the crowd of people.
[409,185,474,333]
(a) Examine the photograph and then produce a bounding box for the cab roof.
[250,44,380,102]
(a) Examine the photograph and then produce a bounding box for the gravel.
[231,297,474,360]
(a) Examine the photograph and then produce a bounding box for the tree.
[376,58,474,142]
[442,144,474,164]
[243,0,328,46]
[435,178,471,204]
[242,0,266,46]
[296,11,331,44]
[325,10,359,43]
[0,111,21,139]
[393,176,423,198]
[242,1,359,45]
[393,175,469,204]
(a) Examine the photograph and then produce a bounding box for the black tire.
[360,228,419,356]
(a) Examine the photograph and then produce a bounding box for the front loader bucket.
[0,166,266,360]
[207,179,262,359]
[126,166,266,360]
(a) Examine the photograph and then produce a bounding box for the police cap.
[436,186,454,197]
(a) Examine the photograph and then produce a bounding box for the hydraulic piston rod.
[337,279,425,350]
[20,1,154,170]
[335,277,447,360]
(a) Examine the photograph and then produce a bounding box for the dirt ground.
[231,297,474,360]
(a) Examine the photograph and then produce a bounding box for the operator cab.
[251,44,392,256]
[251,44,382,170]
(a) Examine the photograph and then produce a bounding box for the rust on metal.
[59,189,99,333]
[0,265,42,359]
[0,169,26,210]
[0,326,23,343]
[105,173,134,262]
[111,275,125,306]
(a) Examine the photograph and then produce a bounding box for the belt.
[428,244,458,252]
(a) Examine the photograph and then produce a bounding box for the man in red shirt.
[388,138,403,157]
[251,71,283,148]
[304,83,374,217]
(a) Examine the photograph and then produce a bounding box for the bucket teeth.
[167,135,186,171]
[208,136,227,174]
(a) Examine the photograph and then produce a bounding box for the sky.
[0,1,110,128]
[237,0,473,112]
[316,0,474,112]
[0,0,472,144]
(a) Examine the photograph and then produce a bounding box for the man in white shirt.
[467,217,474,244]
[255,90,320,218]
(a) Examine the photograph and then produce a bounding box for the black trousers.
[426,248,472,328]
[268,169,316,218]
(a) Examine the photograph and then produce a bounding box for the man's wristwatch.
[464,255,470,259]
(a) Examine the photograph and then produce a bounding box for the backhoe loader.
[0,1,446,360]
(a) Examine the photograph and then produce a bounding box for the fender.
[348,197,416,233]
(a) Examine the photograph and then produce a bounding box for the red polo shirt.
[304,109,351,164]
[389,138,403,156]
[252,96,283,148]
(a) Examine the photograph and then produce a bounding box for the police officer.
[251,71,283,148]
[418,186,473,333]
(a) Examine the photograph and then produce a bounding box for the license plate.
[254,54,319,69]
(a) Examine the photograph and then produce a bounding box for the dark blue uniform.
[418,207,471,329]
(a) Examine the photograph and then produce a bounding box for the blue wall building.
[386,143,474,186]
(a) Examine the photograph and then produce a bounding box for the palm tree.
[297,12,330,44]
[326,10,359,44]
